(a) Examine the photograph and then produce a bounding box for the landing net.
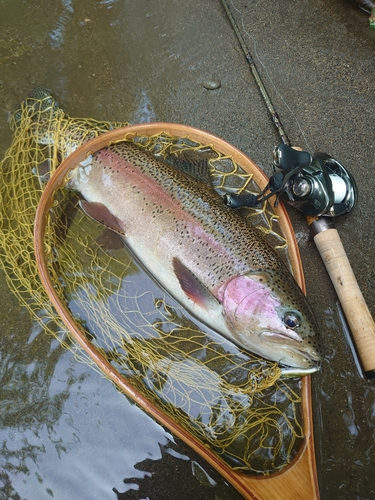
[0,89,304,474]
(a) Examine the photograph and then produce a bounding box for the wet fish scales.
[67,141,322,370]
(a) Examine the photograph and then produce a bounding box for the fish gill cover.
[0,89,304,474]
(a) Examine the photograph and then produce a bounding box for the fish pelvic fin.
[172,257,220,310]
[79,200,126,236]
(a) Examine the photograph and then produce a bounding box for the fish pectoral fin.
[172,257,220,310]
[79,200,126,236]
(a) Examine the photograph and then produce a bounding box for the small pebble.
[203,78,221,90]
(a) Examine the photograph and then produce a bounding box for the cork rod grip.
[312,227,375,376]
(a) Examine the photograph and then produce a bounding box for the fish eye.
[283,311,301,330]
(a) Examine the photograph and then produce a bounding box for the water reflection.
[132,89,157,123]
[49,0,74,49]
[342,391,359,438]
[0,317,235,499]
[0,272,243,499]
[114,444,220,499]
[99,0,119,9]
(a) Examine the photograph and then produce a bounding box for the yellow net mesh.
[0,89,304,475]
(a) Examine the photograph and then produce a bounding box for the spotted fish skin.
[68,141,322,369]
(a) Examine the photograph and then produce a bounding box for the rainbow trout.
[67,141,322,370]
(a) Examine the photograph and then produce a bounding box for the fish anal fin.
[79,200,126,236]
[172,257,219,310]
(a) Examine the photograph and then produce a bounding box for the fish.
[66,140,322,370]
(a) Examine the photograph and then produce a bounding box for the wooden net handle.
[310,220,375,377]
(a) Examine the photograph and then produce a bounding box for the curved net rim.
[33,122,314,490]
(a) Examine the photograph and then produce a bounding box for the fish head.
[218,270,322,369]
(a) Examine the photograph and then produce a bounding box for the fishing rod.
[220,0,375,379]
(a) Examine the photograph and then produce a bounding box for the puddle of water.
[0,271,242,500]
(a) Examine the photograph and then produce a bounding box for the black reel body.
[224,144,358,217]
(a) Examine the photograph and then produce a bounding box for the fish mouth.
[260,331,321,367]
[260,329,303,344]
[277,346,320,369]
[287,346,321,364]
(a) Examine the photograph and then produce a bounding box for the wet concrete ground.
[0,0,375,498]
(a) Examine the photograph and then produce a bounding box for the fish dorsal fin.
[79,200,126,236]
[172,257,220,310]
[166,150,217,184]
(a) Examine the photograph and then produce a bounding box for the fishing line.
[223,0,313,152]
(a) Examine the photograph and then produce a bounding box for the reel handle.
[309,217,375,379]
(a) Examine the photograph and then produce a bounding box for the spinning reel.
[224,144,358,217]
